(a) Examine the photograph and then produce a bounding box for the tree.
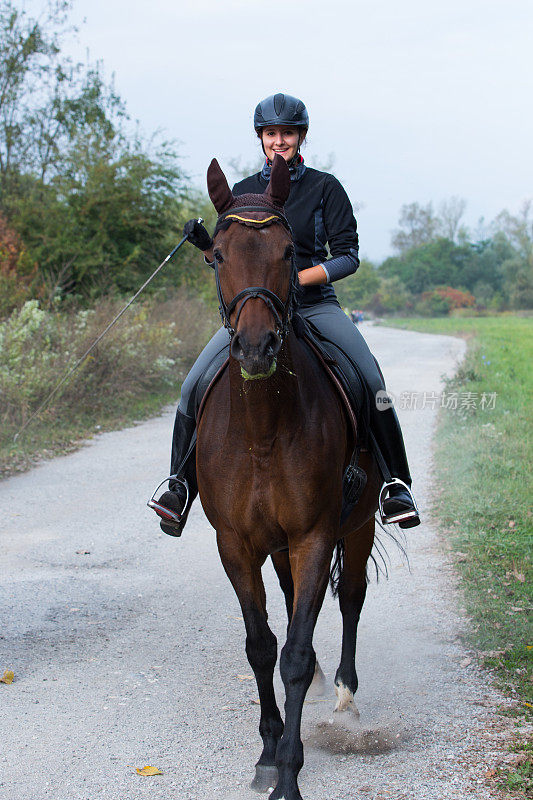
[334,259,380,309]
[380,238,473,294]
[493,201,533,309]
[437,196,468,242]
[0,0,75,179]
[391,202,439,253]
[0,2,190,304]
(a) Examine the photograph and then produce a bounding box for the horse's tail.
[329,538,345,597]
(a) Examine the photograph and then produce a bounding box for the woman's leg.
[178,326,231,417]
[301,303,419,526]
[150,327,230,535]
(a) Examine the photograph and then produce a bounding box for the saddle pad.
[300,327,369,446]
[195,348,229,419]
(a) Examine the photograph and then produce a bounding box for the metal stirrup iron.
[378,478,419,525]
[147,476,190,523]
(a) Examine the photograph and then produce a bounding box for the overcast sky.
[26,0,533,260]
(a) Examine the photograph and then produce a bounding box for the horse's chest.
[199,440,304,534]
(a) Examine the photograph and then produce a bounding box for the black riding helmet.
[254,93,309,132]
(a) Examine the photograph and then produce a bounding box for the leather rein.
[213,206,296,341]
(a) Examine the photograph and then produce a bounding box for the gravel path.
[0,323,507,800]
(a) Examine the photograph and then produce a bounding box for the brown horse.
[197,155,381,800]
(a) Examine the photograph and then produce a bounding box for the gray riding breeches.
[178,301,385,418]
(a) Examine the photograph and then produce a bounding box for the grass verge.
[1,292,219,478]
[384,315,532,796]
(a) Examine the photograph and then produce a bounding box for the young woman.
[150,93,420,535]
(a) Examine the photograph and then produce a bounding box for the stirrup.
[147,474,189,523]
[378,478,419,525]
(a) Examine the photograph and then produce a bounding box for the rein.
[214,206,296,341]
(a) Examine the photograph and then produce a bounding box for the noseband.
[213,206,296,341]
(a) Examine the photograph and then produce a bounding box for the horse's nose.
[263,330,281,359]
[230,329,281,375]
[230,331,244,362]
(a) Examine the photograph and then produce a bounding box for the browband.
[214,206,292,236]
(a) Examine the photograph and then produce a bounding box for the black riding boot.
[148,409,198,537]
[370,406,420,528]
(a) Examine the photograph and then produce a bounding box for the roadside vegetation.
[336,198,533,317]
[0,291,218,476]
[387,315,532,796]
[0,0,219,474]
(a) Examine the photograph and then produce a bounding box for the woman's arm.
[298,264,328,286]
[320,176,360,283]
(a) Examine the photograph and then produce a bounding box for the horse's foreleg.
[271,550,325,698]
[271,550,294,628]
[334,517,375,713]
[217,532,283,793]
[270,536,333,800]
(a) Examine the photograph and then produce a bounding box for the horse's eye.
[283,245,294,260]
[214,250,224,264]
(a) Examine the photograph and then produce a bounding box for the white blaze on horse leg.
[334,681,360,716]
[306,659,326,698]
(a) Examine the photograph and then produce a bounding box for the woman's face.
[261,125,304,162]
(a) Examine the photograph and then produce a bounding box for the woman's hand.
[183,219,213,252]
[298,265,328,286]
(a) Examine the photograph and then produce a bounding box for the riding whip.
[13,222,202,442]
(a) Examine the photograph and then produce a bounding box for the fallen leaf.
[0,670,14,684]
[135,765,162,776]
[251,698,260,705]
[460,657,472,668]
[485,768,497,779]
[511,607,524,612]
[237,674,254,681]
[508,520,516,528]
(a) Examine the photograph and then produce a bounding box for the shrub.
[0,292,218,471]
[416,285,475,316]
[0,214,41,317]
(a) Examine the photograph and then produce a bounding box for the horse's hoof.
[251,764,278,793]
[334,681,360,716]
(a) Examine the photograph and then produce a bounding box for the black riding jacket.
[232,158,359,307]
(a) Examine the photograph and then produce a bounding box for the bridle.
[213,206,297,341]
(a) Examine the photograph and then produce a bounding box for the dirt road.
[0,324,505,800]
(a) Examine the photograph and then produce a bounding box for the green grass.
[385,316,532,706]
[386,315,533,794]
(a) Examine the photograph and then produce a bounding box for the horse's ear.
[207,158,234,213]
[264,153,291,207]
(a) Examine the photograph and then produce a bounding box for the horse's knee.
[279,639,316,689]
[246,628,277,675]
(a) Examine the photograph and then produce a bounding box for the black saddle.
[294,313,370,445]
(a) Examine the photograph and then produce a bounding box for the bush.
[416,285,475,316]
[0,213,41,316]
[0,292,218,474]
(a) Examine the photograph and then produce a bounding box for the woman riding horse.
[150,92,420,535]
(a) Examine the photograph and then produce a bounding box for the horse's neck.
[228,336,303,444]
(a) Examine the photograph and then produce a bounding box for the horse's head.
[207,155,296,379]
